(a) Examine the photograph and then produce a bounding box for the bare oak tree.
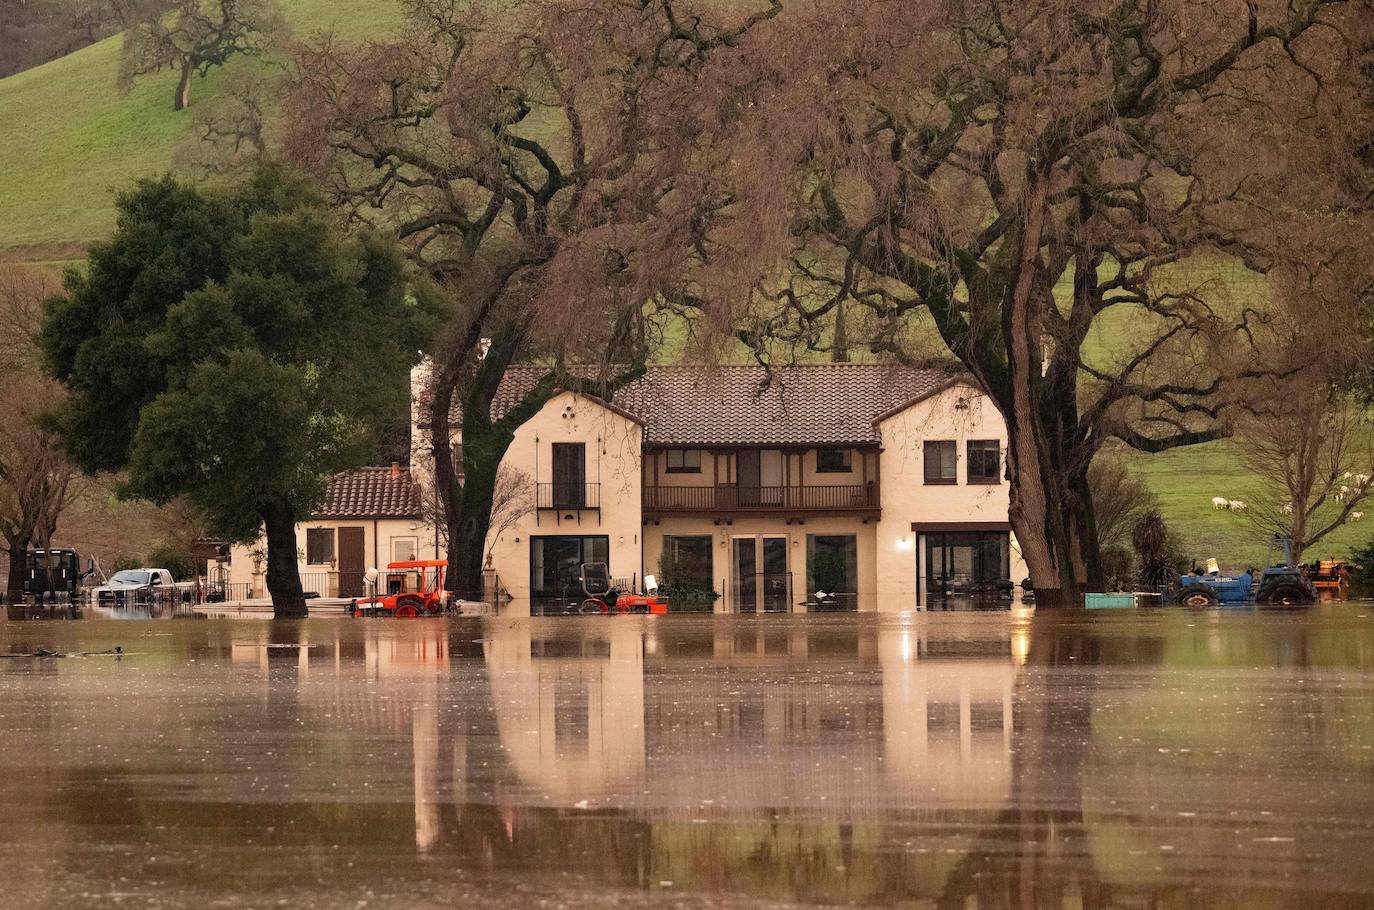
[287,0,781,597]
[689,0,1373,603]
[0,267,77,599]
[1237,376,1374,563]
[118,0,283,111]
[172,66,272,173]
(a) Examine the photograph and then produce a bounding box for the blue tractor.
[1178,536,1316,608]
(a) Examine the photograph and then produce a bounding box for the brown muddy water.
[1,606,1373,909]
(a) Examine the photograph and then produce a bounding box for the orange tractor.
[349,559,449,617]
[1305,560,1354,600]
[576,563,669,614]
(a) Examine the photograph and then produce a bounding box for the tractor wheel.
[579,598,607,614]
[394,598,421,618]
[1256,578,1316,606]
[1179,584,1220,610]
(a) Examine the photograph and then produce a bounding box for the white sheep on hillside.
[1228,500,1247,511]
[1282,502,1294,515]
[1359,473,1371,486]
[1211,496,1229,510]
[1339,485,1351,502]
[1352,512,1365,522]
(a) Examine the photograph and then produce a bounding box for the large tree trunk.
[969,175,1106,606]
[259,496,307,618]
[173,59,193,111]
[431,371,520,602]
[450,430,503,599]
[4,532,30,604]
[997,177,1086,607]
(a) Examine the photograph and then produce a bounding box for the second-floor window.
[923,440,957,484]
[665,449,702,473]
[551,442,586,507]
[306,528,335,565]
[816,448,852,473]
[967,440,1001,483]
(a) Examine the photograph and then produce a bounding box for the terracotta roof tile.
[315,467,422,519]
[620,365,960,446]
[436,363,966,446]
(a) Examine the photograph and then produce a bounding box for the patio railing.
[644,483,878,513]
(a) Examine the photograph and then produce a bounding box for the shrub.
[1132,510,1187,599]
[146,543,197,582]
[1348,539,1374,598]
[1101,546,1135,591]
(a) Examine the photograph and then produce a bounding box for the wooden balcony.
[643,483,879,516]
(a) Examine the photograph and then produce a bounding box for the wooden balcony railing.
[644,483,879,513]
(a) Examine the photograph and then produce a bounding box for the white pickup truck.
[92,568,193,607]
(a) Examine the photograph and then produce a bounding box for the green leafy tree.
[146,542,196,581]
[41,167,432,616]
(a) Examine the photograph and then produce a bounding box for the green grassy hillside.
[2,2,1369,575]
[0,0,401,261]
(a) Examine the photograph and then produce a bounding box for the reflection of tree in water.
[936,612,1374,909]
[935,614,1110,908]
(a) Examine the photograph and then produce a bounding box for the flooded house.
[230,364,1027,611]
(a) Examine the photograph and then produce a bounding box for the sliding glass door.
[922,531,1011,610]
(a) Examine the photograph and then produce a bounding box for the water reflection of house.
[482,622,1016,813]
[411,620,1023,902]
[486,624,647,804]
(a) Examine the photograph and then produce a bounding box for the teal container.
[1085,593,1136,610]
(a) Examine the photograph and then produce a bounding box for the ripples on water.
[1,606,1372,908]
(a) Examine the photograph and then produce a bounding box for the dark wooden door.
[338,526,366,597]
[551,443,586,507]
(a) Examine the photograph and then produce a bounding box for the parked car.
[92,568,191,608]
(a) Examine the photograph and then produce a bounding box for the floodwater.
[1,607,1373,909]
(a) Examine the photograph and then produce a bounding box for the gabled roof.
[428,363,968,447]
[314,467,422,520]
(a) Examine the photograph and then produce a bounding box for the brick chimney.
[390,461,401,481]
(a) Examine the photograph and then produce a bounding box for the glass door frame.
[730,534,791,613]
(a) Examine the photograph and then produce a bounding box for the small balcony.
[536,483,600,525]
[643,483,879,516]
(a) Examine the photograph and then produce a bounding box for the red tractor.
[350,560,448,618]
[577,563,669,615]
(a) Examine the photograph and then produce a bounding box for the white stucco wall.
[874,383,1028,610]
[484,391,644,608]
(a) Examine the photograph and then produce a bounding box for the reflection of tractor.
[349,560,448,617]
[1178,536,1316,608]
[577,563,669,614]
